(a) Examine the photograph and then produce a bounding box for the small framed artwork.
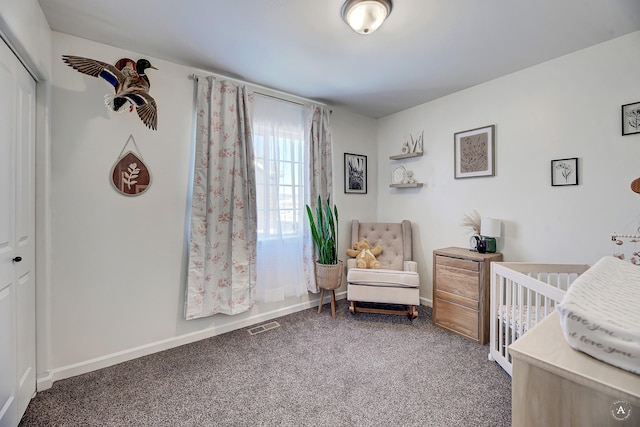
[344,153,367,194]
[622,101,640,136]
[454,125,495,179]
[551,158,578,186]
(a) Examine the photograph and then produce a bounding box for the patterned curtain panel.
[186,76,257,319]
[303,105,334,293]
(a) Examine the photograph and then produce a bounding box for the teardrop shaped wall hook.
[111,135,151,196]
[631,177,640,195]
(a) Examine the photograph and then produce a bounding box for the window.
[253,94,308,301]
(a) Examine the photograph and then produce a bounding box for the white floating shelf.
[389,152,423,160]
[389,183,423,188]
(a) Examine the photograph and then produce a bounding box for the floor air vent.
[247,321,281,336]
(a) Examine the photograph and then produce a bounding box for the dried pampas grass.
[461,210,481,235]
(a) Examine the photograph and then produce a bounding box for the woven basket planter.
[315,260,343,290]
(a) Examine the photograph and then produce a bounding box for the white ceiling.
[39,0,640,118]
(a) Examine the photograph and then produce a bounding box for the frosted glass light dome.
[341,0,392,34]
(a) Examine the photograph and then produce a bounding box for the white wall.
[377,31,640,304]
[0,0,51,76]
[11,2,639,387]
[49,32,377,382]
[331,105,379,225]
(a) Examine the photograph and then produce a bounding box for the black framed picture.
[344,153,367,194]
[454,125,495,179]
[622,101,640,136]
[551,158,578,186]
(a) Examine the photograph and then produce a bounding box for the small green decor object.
[306,196,339,265]
[483,237,497,253]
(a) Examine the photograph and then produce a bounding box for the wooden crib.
[489,262,590,376]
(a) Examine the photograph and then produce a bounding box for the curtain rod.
[189,73,326,109]
[254,91,303,106]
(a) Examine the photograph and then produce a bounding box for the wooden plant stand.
[318,288,337,319]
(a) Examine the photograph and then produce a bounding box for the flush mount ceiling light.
[341,0,392,34]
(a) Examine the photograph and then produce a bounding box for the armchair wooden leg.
[318,288,325,314]
[349,301,356,314]
[350,301,418,319]
[407,305,418,320]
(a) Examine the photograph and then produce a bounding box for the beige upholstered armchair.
[346,220,420,319]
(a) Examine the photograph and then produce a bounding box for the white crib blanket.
[557,256,640,375]
[498,305,552,336]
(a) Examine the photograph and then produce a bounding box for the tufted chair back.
[349,220,413,270]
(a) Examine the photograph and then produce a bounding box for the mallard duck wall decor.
[62,55,159,130]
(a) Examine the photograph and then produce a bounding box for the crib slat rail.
[489,262,589,376]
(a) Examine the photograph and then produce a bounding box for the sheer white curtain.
[185,76,257,319]
[253,94,308,301]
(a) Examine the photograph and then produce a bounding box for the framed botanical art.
[344,153,367,194]
[454,125,495,179]
[551,157,578,186]
[622,101,640,136]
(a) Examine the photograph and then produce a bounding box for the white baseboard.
[37,291,347,391]
[37,290,434,391]
[36,373,54,391]
[420,296,433,307]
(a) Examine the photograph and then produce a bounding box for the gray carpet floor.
[19,303,511,426]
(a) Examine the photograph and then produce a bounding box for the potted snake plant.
[306,195,342,290]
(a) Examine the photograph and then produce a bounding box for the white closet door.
[0,38,36,427]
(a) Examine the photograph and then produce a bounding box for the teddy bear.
[346,239,383,269]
